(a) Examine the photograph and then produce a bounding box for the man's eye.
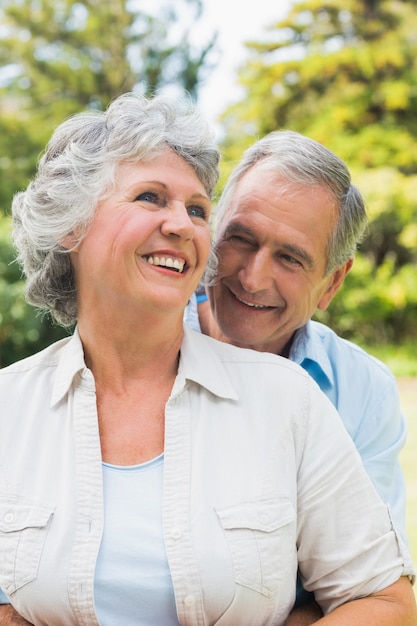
[282,254,302,267]
[188,205,208,221]
[135,191,159,203]
[229,235,253,247]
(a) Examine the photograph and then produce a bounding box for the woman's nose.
[161,203,195,239]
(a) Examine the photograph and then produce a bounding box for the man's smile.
[228,287,275,310]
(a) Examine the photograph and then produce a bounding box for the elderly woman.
[0,93,415,626]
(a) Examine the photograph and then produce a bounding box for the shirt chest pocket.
[215,498,296,597]
[0,495,55,595]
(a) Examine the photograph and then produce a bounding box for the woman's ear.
[60,231,80,251]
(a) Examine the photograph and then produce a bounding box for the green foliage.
[0,0,216,215]
[219,0,417,346]
[0,214,69,367]
[224,0,417,159]
[314,166,417,343]
[314,253,417,343]
[0,0,216,366]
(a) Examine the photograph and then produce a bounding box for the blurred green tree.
[0,214,71,367]
[219,0,417,344]
[0,0,216,366]
[0,0,216,213]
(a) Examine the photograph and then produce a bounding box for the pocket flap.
[0,496,54,532]
[215,498,295,533]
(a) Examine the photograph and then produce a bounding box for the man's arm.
[0,605,32,625]
[316,577,416,625]
[285,578,416,626]
[283,600,323,625]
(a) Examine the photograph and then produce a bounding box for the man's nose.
[238,250,273,293]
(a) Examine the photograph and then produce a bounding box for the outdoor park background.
[0,0,416,591]
[398,376,417,597]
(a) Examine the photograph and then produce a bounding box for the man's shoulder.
[200,331,311,380]
[310,320,395,381]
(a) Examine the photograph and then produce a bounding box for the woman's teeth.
[146,255,185,273]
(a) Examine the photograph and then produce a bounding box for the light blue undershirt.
[94,455,180,626]
[183,291,201,332]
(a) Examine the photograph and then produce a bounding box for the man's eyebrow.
[222,221,315,269]
[222,222,256,238]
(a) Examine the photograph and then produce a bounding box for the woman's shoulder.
[0,335,73,377]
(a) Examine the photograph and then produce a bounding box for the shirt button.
[259,514,270,526]
[170,527,182,540]
[4,512,14,524]
[184,594,195,606]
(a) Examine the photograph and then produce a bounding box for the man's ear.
[317,257,353,311]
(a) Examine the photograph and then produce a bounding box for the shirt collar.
[51,327,90,407]
[51,326,237,407]
[175,326,238,401]
[289,320,334,388]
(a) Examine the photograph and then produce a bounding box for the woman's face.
[70,149,212,320]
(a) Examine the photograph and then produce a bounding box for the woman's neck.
[77,310,184,391]
[77,311,184,466]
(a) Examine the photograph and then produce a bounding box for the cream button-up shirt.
[0,327,414,625]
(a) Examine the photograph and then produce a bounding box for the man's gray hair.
[215,130,367,275]
[12,92,220,326]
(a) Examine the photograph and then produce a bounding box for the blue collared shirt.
[290,320,407,542]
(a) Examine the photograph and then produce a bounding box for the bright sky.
[137,0,294,134]
[196,0,294,129]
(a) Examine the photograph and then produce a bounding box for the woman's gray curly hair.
[12,92,220,327]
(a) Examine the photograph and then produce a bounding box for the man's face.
[208,165,349,355]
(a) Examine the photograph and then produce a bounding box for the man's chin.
[221,326,266,350]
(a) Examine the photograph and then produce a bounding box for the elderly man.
[197,130,409,624]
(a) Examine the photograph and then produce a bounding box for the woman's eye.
[135,191,159,203]
[188,205,208,221]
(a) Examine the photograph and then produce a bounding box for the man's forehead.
[228,168,338,224]
[238,165,295,193]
